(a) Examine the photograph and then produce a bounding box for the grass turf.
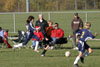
[0,40,100,67]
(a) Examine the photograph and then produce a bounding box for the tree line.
[0,0,100,12]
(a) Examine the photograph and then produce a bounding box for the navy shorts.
[78,41,90,53]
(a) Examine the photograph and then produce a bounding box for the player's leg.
[41,45,49,56]
[13,35,31,50]
[22,33,32,45]
[74,52,83,67]
[2,39,12,48]
[74,41,85,67]
[34,41,39,52]
[13,32,33,48]
[41,37,52,56]
[82,43,92,58]
[88,48,92,54]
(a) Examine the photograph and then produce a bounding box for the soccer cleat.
[41,54,45,57]
[73,47,78,50]
[73,64,79,67]
[80,57,84,63]
[12,46,16,51]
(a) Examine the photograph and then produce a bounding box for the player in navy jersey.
[73,22,98,67]
[13,16,39,50]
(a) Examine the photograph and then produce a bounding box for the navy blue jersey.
[28,22,35,33]
[76,29,95,42]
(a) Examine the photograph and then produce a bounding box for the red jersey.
[32,31,44,41]
[51,28,64,38]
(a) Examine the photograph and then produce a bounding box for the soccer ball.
[65,51,71,57]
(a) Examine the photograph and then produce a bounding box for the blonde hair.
[84,22,91,27]
[48,20,53,25]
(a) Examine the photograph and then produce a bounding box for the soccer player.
[13,16,39,49]
[41,20,53,56]
[73,22,98,67]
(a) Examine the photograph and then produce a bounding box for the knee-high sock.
[3,39,12,48]
[42,50,47,55]
[74,56,80,64]
[34,41,39,51]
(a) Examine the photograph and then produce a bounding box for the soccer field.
[0,40,100,67]
[0,11,100,67]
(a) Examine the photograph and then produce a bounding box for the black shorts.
[43,36,52,46]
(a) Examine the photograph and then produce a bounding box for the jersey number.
[81,32,85,38]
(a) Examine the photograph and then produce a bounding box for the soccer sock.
[83,52,89,58]
[42,50,47,55]
[34,41,39,51]
[74,56,80,64]
[3,39,12,48]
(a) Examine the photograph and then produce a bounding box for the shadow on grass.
[92,47,100,49]
[55,46,72,49]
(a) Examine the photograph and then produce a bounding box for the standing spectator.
[13,16,39,50]
[35,14,48,48]
[71,13,83,50]
[51,23,64,45]
[0,27,12,48]
[35,14,48,35]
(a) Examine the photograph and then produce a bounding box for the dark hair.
[74,12,78,16]
[55,23,59,26]
[26,16,34,24]
[0,27,2,30]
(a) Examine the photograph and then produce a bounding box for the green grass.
[0,40,100,67]
[0,11,100,67]
[0,11,100,38]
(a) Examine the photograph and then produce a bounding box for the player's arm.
[88,32,98,39]
[75,30,82,44]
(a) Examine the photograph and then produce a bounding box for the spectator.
[32,26,44,52]
[35,14,48,35]
[35,14,48,48]
[71,13,83,50]
[0,27,12,48]
[51,23,64,44]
